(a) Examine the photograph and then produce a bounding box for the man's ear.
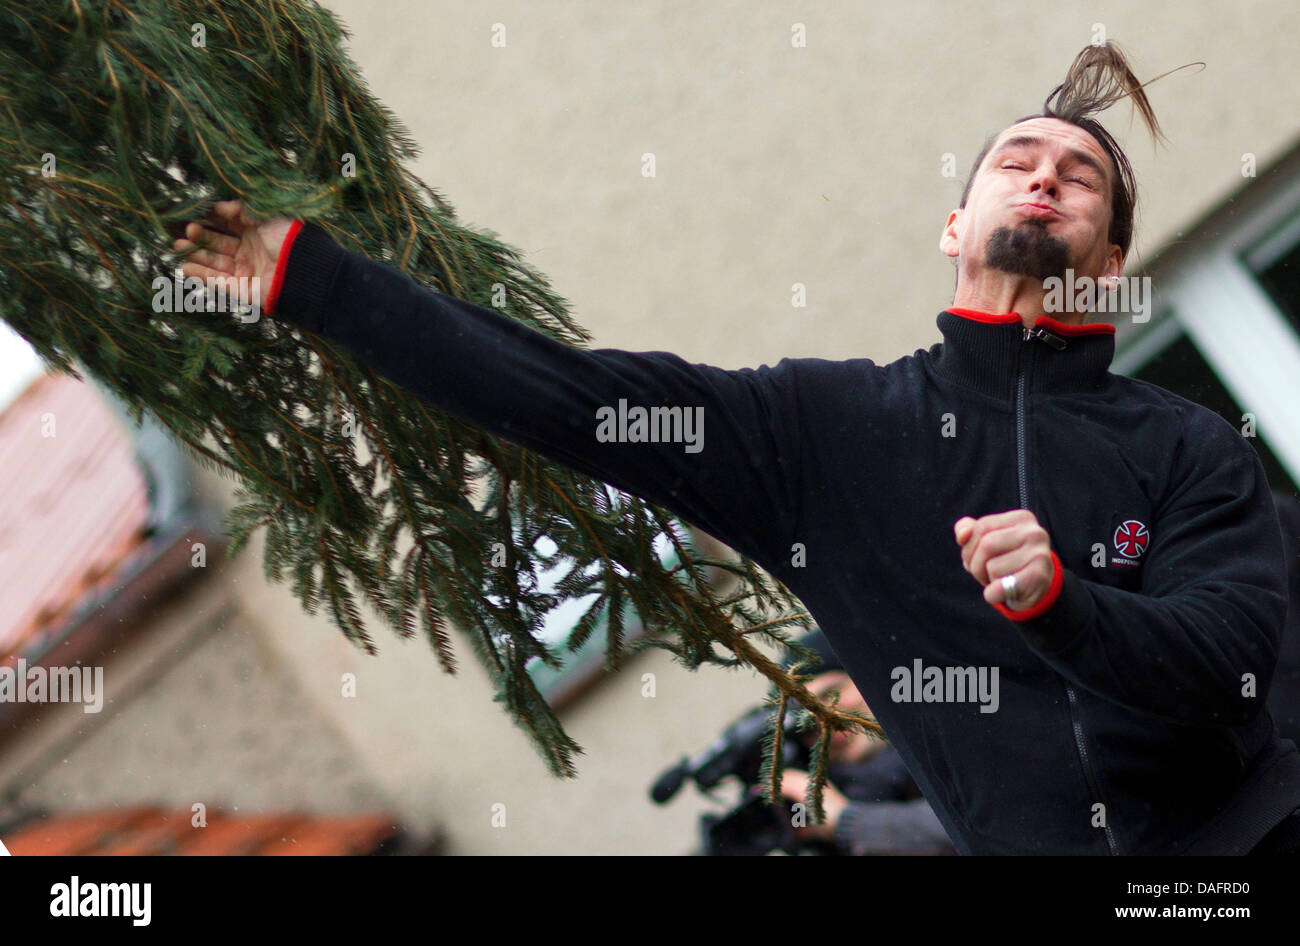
[940,209,962,259]
[1104,244,1123,282]
[1102,245,1123,285]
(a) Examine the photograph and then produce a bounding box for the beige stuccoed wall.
[200,2,1300,853]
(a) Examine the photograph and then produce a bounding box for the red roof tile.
[258,815,400,856]
[2,808,403,856]
[91,811,207,856]
[179,815,310,856]
[3,808,166,856]
[0,372,152,661]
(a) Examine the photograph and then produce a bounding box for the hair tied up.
[1044,42,1205,148]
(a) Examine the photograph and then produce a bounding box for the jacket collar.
[931,307,1116,400]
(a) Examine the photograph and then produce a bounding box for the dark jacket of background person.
[830,748,954,855]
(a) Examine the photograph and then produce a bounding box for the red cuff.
[993,549,1064,622]
[264,218,305,316]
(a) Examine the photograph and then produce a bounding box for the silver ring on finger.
[1000,573,1018,601]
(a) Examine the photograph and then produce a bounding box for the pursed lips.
[1016,201,1062,218]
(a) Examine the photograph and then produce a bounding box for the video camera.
[650,703,839,855]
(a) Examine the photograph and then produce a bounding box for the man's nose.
[1027,172,1060,200]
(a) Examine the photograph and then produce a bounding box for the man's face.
[942,117,1122,284]
[805,670,880,763]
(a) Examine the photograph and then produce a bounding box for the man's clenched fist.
[954,509,1056,611]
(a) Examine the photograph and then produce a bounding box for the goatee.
[984,219,1071,281]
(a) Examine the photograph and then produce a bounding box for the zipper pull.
[1023,326,1067,350]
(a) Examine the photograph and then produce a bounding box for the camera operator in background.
[774,631,955,855]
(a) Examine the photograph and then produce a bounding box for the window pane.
[1130,333,1298,501]
[1256,238,1300,339]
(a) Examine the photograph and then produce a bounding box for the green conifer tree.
[0,0,879,818]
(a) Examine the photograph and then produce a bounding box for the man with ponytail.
[173,42,1300,854]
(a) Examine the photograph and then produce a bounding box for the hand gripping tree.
[0,0,880,821]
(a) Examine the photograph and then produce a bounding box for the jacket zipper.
[1018,325,1119,855]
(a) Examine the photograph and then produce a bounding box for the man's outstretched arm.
[174,203,806,571]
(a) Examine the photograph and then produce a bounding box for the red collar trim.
[945,307,1020,325]
[1035,314,1115,336]
[943,307,1115,336]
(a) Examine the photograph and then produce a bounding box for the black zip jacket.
[266,220,1299,854]
[1267,491,1300,744]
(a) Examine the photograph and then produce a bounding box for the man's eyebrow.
[991,134,1110,184]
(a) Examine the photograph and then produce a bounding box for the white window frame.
[1113,151,1300,486]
